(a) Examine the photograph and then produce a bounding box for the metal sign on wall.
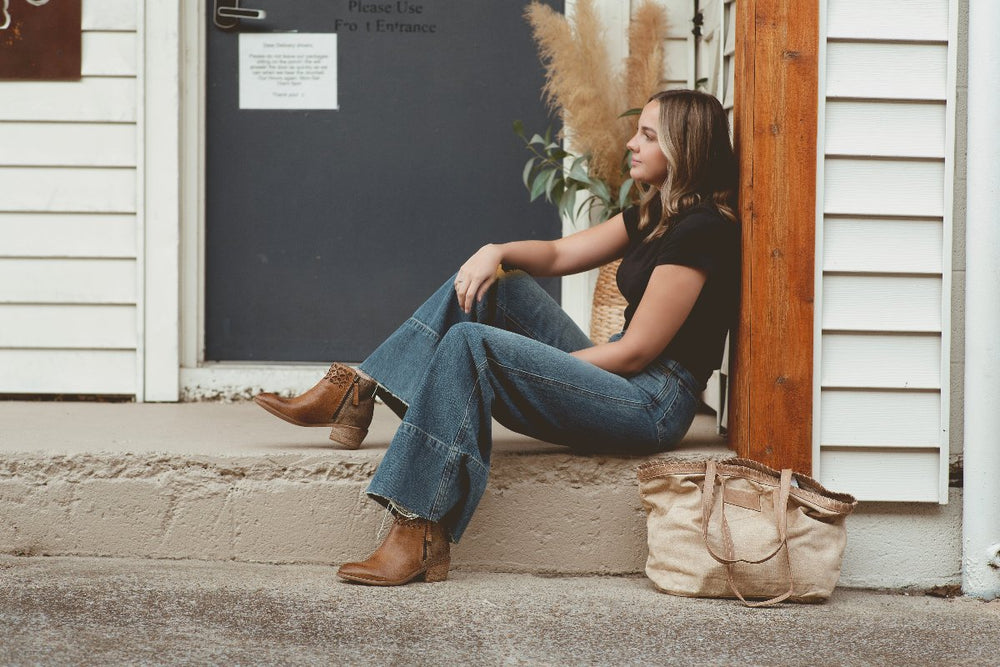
[0,0,81,79]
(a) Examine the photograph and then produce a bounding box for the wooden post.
[728,0,818,474]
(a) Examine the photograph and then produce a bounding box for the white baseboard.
[180,363,332,401]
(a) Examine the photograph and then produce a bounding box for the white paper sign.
[239,33,338,110]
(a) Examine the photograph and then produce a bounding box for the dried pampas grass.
[625,1,669,112]
[525,0,670,191]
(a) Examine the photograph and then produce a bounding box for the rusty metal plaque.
[0,0,82,79]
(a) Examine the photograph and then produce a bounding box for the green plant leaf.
[529,133,547,146]
[576,193,600,220]
[551,181,565,205]
[560,184,578,222]
[619,108,642,118]
[543,168,560,202]
[529,169,551,202]
[589,179,611,203]
[568,162,590,183]
[512,119,525,137]
[617,179,633,210]
[522,158,538,189]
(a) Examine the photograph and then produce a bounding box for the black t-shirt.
[617,200,740,387]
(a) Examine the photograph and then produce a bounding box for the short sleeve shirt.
[617,200,740,386]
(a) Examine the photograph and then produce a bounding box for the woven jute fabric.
[637,457,857,605]
[589,259,627,343]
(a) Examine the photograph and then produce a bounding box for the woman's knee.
[440,322,520,360]
[440,321,490,347]
[493,269,547,310]
[496,269,533,294]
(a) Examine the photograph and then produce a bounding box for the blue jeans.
[359,270,701,542]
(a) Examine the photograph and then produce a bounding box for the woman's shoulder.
[671,202,739,239]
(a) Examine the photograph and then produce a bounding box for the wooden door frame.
[729,0,819,474]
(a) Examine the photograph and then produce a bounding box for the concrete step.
[0,401,730,574]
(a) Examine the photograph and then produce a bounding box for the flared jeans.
[359,270,701,542]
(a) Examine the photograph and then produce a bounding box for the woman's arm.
[572,263,707,375]
[504,213,630,277]
[454,214,630,313]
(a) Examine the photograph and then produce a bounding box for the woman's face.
[626,101,670,185]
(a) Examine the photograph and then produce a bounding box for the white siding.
[816,0,956,502]
[820,390,941,448]
[0,0,140,396]
[826,42,949,100]
[825,101,946,158]
[820,448,941,503]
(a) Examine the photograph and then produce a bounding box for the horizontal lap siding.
[0,168,137,212]
[0,350,137,395]
[823,218,943,273]
[0,259,138,303]
[0,0,140,396]
[817,0,954,502]
[821,390,941,448]
[826,42,948,100]
[0,214,136,257]
[822,275,942,332]
[820,448,941,503]
[0,124,136,167]
[0,305,138,348]
[825,101,946,158]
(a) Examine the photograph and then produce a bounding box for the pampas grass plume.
[525,0,669,191]
[625,1,669,111]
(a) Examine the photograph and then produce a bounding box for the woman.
[254,89,740,586]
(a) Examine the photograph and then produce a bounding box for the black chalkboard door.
[205,1,562,362]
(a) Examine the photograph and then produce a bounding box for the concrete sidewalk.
[1,555,997,666]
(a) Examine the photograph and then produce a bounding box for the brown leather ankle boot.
[336,516,450,586]
[253,363,377,449]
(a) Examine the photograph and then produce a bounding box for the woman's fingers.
[475,277,494,306]
[463,276,482,313]
[454,274,475,313]
[454,272,496,314]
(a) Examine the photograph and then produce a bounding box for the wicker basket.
[589,259,627,343]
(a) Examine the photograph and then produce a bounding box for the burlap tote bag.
[637,458,857,606]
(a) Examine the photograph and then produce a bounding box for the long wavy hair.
[637,89,738,241]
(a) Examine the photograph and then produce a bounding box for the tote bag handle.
[700,460,795,607]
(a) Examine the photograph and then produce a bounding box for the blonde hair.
[638,90,738,241]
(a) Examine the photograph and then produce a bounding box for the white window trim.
[144,0,182,401]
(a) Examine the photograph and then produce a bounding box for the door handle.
[214,0,267,30]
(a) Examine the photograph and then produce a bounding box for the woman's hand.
[455,244,504,313]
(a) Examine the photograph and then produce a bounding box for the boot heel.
[423,559,450,583]
[329,424,367,449]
